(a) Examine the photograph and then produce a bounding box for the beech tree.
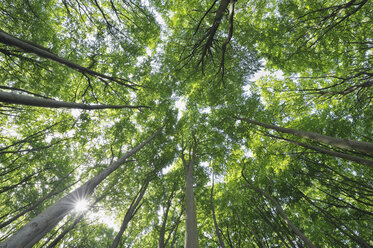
[1,0,372,247]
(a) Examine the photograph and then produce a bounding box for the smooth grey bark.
[0,128,161,248]
[236,117,373,167]
[181,142,199,248]
[0,30,137,89]
[235,117,373,154]
[210,177,226,248]
[276,134,373,168]
[46,194,106,248]
[0,90,148,110]
[110,176,151,248]
[241,172,317,248]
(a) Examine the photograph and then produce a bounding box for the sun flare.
[74,199,89,212]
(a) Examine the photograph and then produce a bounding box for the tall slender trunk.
[169,209,184,248]
[241,172,317,248]
[46,194,106,248]
[158,189,175,248]
[234,117,373,154]
[110,176,152,248]
[275,133,373,168]
[0,30,136,89]
[237,117,373,167]
[210,177,226,248]
[0,128,161,248]
[0,90,149,110]
[225,223,234,248]
[181,143,199,248]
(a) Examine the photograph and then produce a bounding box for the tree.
[235,117,373,167]
[1,0,372,247]
[1,128,161,248]
[181,139,199,248]
[0,90,149,110]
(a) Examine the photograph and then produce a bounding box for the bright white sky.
[244,60,284,95]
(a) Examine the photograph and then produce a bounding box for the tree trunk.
[225,223,234,248]
[241,172,317,248]
[46,194,105,248]
[0,30,136,89]
[169,209,184,248]
[276,134,373,168]
[235,117,373,154]
[210,177,226,248]
[181,143,199,248]
[158,189,174,248]
[0,128,161,248]
[198,0,230,65]
[110,176,152,248]
[0,90,148,110]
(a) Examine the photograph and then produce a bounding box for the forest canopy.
[0,0,372,247]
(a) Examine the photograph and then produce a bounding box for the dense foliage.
[0,0,372,247]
